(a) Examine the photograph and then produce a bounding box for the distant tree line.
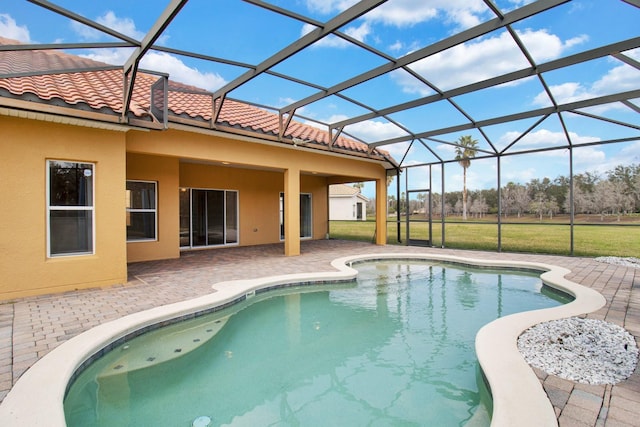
[382,164,640,221]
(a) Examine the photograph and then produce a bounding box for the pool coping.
[0,253,606,427]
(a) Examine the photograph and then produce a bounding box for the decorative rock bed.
[595,256,640,268]
[518,317,639,385]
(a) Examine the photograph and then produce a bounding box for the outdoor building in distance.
[329,184,369,221]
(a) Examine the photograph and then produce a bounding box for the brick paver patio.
[0,240,638,426]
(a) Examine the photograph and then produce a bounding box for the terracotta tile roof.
[0,42,107,75]
[0,37,391,161]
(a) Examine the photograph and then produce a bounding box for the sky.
[1,0,639,198]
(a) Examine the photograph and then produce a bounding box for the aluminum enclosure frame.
[1,0,639,254]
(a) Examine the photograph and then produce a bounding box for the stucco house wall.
[0,116,128,299]
[0,38,392,300]
[329,184,369,221]
[0,115,388,300]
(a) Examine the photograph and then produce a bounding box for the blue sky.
[1,0,639,198]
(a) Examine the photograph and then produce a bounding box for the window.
[47,160,94,257]
[279,193,312,240]
[126,181,157,241]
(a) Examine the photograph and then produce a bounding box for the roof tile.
[0,37,391,161]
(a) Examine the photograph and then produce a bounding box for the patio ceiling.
[1,0,639,168]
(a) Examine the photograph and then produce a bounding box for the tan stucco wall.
[125,127,384,258]
[180,162,282,246]
[127,128,386,180]
[0,116,127,300]
[179,163,329,247]
[0,116,388,299]
[126,153,180,263]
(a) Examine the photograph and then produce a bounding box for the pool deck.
[0,240,638,426]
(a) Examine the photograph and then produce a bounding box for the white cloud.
[363,0,488,30]
[499,129,601,149]
[71,11,169,45]
[302,23,346,48]
[502,166,537,184]
[79,48,132,65]
[566,142,640,177]
[389,40,404,52]
[383,140,412,160]
[499,154,568,185]
[533,82,581,106]
[616,140,640,161]
[139,52,227,92]
[445,167,489,191]
[304,0,488,29]
[436,143,457,155]
[70,20,101,40]
[494,134,640,184]
[521,30,588,62]
[592,59,640,94]
[0,14,31,43]
[602,140,640,169]
[344,21,371,42]
[365,1,438,28]
[301,21,371,48]
[277,97,304,112]
[564,34,589,50]
[304,0,358,15]
[81,49,226,91]
[344,118,408,141]
[394,29,586,94]
[71,12,225,91]
[98,11,145,40]
[302,115,408,144]
[533,49,640,109]
[572,146,606,165]
[71,11,144,41]
[302,0,491,51]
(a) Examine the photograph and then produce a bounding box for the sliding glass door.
[180,188,238,248]
[279,193,312,240]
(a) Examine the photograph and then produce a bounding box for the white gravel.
[518,317,639,385]
[595,256,640,268]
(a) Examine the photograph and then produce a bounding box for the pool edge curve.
[0,253,606,427]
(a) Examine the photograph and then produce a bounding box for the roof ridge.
[0,37,114,71]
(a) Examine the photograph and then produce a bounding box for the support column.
[284,167,300,256]
[375,177,387,246]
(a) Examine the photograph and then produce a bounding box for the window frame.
[46,159,95,258]
[126,180,158,242]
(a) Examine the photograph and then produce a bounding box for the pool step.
[98,315,229,378]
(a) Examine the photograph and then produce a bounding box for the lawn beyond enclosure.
[329,219,640,257]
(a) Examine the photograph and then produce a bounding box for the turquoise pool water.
[64,261,571,426]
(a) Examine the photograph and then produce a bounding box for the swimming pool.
[64,260,572,426]
[0,253,606,427]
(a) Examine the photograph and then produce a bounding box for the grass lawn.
[329,219,640,257]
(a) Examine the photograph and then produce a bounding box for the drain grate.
[192,415,211,427]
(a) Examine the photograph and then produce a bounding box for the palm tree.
[454,135,478,220]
